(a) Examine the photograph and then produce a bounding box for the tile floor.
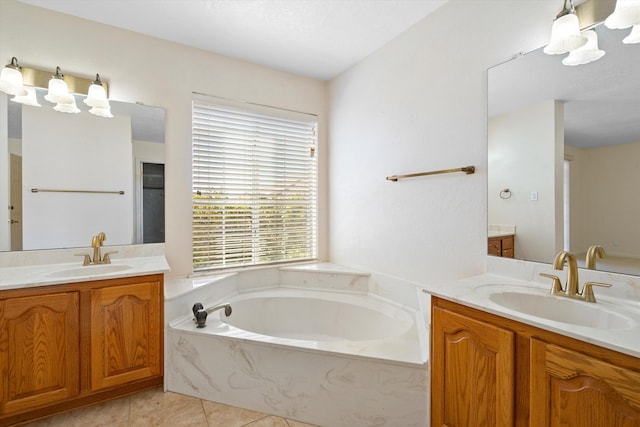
[21,387,318,427]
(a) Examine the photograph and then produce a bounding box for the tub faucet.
[585,245,606,270]
[192,302,232,328]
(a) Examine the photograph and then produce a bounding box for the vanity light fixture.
[545,0,640,66]
[605,0,640,44]
[0,57,112,117]
[0,57,27,97]
[544,0,587,55]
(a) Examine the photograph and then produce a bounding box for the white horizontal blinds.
[192,99,318,271]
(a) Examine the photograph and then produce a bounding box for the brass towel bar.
[386,166,475,182]
[31,188,125,195]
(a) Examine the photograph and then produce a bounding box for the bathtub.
[167,287,429,427]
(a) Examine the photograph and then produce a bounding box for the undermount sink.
[476,285,638,330]
[46,263,132,279]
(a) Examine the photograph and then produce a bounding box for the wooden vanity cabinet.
[488,234,514,258]
[0,274,163,426]
[431,297,640,427]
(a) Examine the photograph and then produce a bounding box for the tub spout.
[192,302,232,328]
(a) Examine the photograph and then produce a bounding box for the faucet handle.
[74,253,92,266]
[539,273,563,294]
[582,282,612,303]
[102,251,118,264]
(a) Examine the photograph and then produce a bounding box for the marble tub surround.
[0,243,169,289]
[425,269,640,358]
[167,328,428,427]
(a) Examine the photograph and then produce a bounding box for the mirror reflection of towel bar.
[31,188,125,195]
[386,166,475,182]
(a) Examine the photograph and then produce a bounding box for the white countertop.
[0,255,170,290]
[424,273,640,359]
[487,231,515,238]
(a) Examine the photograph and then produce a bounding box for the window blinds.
[192,99,318,271]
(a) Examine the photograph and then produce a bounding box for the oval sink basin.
[46,264,132,279]
[487,290,636,330]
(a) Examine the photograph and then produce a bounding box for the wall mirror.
[488,23,640,276]
[1,89,165,251]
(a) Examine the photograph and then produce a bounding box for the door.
[431,306,515,427]
[530,338,640,426]
[90,280,162,390]
[0,292,79,415]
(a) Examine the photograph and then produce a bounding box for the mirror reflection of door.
[10,153,22,250]
[142,162,164,244]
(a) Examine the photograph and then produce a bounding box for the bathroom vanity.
[432,297,640,426]
[0,251,168,426]
[428,269,640,427]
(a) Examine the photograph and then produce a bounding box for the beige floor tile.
[130,391,207,427]
[244,415,290,427]
[286,420,318,427]
[129,402,208,427]
[201,400,267,427]
[46,397,130,427]
[20,419,51,427]
[129,387,201,418]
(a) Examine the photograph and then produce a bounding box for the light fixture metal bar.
[20,66,109,97]
[575,0,617,30]
[386,166,475,182]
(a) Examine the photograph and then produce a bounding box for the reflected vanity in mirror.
[488,23,640,275]
[0,89,165,251]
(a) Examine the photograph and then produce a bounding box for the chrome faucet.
[539,250,611,303]
[585,244,606,270]
[192,302,232,328]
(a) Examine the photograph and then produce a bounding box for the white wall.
[327,0,561,285]
[488,100,564,263]
[569,141,640,259]
[0,0,327,276]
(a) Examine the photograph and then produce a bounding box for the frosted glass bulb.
[623,24,640,43]
[544,13,588,55]
[45,77,72,104]
[10,86,41,106]
[605,0,640,29]
[0,65,26,96]
[562,30,605,66]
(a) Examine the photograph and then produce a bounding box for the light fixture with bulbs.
[0,57,112,117]
[545,0,639,66]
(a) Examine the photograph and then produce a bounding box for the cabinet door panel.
[531,339,640,427]
[432,307,515,427]
[0,292,79,415]
[90,281,161,390]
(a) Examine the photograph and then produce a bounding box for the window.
[192,98,318,271]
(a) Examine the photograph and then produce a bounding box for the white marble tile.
[167,331,428,427]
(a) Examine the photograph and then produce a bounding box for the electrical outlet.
[530,191,538,201]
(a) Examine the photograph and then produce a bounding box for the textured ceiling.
[17,0,448,80]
